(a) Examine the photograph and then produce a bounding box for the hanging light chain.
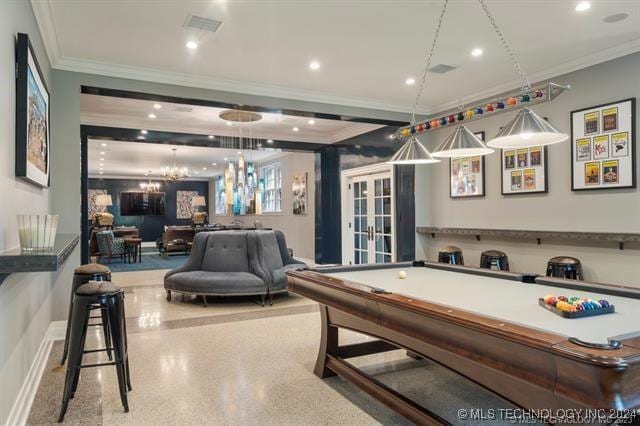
[477,0,530,90]
[410,0,449,125]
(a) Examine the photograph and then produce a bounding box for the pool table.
[287,261,640,424]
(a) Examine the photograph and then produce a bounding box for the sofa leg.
[166,290,171,302]
[269,293,274,306]
[202,295,208,308]
[260,294,266,307]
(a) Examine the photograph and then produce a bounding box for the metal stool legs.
[59,288,130,422]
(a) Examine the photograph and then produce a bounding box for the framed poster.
[176,190,199,219]
[15,33,50,188]
[292,172,307,215]
[571,98,636,190]
[449,131,485,198]
[501,145,548,195]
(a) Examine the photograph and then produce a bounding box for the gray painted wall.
[210,151,316,260]
[0,1,56,422]
[415,52,640,285]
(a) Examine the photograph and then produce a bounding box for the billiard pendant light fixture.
[388,136,440,164]
[432,125,494,157]
[487,108,568,148]
[388,0,449,165]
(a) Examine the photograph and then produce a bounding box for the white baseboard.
[5,321,67,426]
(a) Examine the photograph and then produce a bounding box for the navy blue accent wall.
[89,178,209,242]
[314,126,416,264]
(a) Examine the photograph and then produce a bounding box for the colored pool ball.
[457,112,465,121]
[599,300,610,308]
[485,103,495,112]
[569,297,581,303]
[475,107,484,115]
[574,303,584,311]
[447,114,456,124]
[440,117,447,126]
[496,101,505,109]
[557,296,568,302]
[506,97,518,106]
[543,295,555,304]
[398,270,407,279]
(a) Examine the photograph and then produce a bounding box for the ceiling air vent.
[427,64,457,74]
[183,15,223,33]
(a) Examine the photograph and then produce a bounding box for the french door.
[348,171,394,265]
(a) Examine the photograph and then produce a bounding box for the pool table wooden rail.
[287,264,640,422]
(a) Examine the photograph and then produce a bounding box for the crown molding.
[32,0,640,117]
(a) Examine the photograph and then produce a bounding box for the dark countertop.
[0,234,79,274]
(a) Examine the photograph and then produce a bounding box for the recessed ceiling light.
[144,173,148,176]
[237,151,242,154]
[226,121,233,126]
[308,119,315,125]
[208,135,214,139]
[138,135,145,140]
[202,167,207,170]
[100,157,105,161]
[148,113,156,119]
[471,48,483,57]
[309,60,320,70]
[267,139,274,144]
[186,41,198,50]
[575,1,591,11]
[603,13,628,23]
[141,130,148,135]
[212,162,217,166]
[100,151,106,155]
[153,104,162,109]
[405,77,416,85]
[99,171,103,175]
[292,127,299,132]
[223,157,228,161]
[101,143,108,147]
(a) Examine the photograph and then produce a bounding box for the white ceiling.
[80,94,384,143]
[88,139,285,179]
[33,0,640,114]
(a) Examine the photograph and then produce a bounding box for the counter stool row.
[59,264,131,422]
[437,246,584,280]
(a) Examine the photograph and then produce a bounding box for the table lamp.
[191,196,206,211]
[95,194,113,208]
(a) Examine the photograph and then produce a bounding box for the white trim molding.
[5,321,66,426]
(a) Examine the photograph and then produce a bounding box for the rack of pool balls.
[539,295,614,318]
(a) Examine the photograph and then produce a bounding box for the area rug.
[100,253,189,272]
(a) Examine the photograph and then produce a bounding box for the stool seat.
[546,256,583,280]
[74,263,110,275]
[480,250,510,271]
[438,246,464,265]
[76,281,120,296]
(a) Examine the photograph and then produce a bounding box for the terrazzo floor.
[27,269,523,425]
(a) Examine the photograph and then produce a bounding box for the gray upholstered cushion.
[164,271,265,295]
[271,263,307,292]
[255,231,283,270]
[200,231,250,273]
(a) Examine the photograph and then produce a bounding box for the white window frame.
[260,162,282,213]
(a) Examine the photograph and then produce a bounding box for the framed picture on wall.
[292,172,307,215]
[15,33,51,188]
[449,131,486,198]
[501,146,548,195]
[571,98,636,190]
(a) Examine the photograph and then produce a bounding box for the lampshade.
[191,196,206,208]
[95,194,113,206]
[432,125,494,158]
[387,136,440,165]
[487,108,568,148]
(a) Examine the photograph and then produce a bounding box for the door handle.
[368,226,373,241]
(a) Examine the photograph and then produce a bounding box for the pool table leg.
[314,305,338,378]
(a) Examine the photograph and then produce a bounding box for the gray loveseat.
[164,230,307,306]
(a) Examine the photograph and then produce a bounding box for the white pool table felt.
[327,267,640,344]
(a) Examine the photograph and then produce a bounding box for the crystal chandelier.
[161,148,189,182]
[140,171,160,192]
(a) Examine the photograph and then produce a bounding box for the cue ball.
[398,271,407,279]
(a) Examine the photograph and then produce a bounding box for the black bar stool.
[546,256,584,280]
[59,281,131,422]
[61,264,112,365]
[438,246,464,265]
[480,250,510,271]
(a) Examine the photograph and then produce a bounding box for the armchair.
[192,211,208,226]
[96,230,126,263]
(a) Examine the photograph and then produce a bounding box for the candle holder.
[17,214,59,251]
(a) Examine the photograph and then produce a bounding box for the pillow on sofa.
[201,231,251,273]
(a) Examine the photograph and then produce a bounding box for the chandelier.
[161,148,189,182]
[140,171,160,192]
